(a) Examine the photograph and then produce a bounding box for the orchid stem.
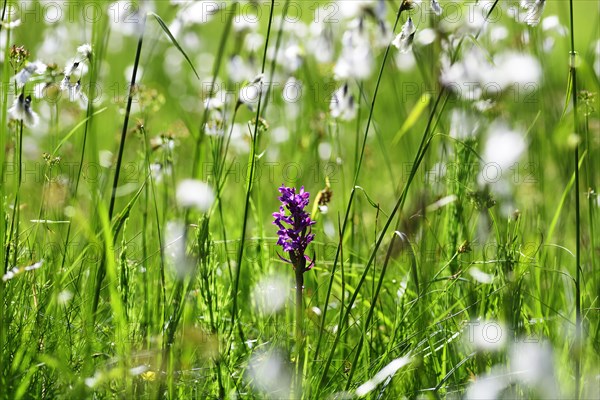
[295,260,305,400]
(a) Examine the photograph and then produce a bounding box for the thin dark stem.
[60,34,101,278]
[190,2,238,181]
[260,0,290,118]
[11,120,23,271]
[312,5,404,367]
[92,15,146,315]
[6,118,23,274]
[229,0,275,345]
[108,17,146,221]
[343,91,445,391]
[568,0,582,398]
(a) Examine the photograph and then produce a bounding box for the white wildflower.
[340,0,383,20]
[252,275,290,314]
[481,121,527,172]
[63,60,84,78]
[356,355,412,396]
[271,126,289,144]
[510,342,558,397]
[204,96,224,111]
[489,26,509,43]
[281,43,303,72]
[542,16,566,36]
[468,267,494,284]
[57,290,74,305]
[392,17,416,53]
[14,60,47,87]
[431,0,442,16]
[490,52,542,92]
[395,51,416,71]
[318,142,332,160]
[77,43,92,60]
[521,0,546,26]
[150,162,171,183]
[0,19,21,29]
[465,366,510,399]
[176,180,214,211]
[246,350,292,397]
[415,28,436,47]
[164,220,192,278]
[441,48,541,100]
[8,94,39,127]
[308,16,335,64]
[227,55,256,83]
[238,74,264,110]
[99,150,113,168]
[229,123,251,154]
[449,109,480,139]
[176,0,221,25]
[110,0,148,36]
[244,32,264,53]
[233,17,259,34]
[2,260,44,282]
[130,365,149,376]
[334,25,373,80]
[330,83,356,121]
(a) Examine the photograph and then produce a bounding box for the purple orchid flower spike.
[272,185,316,272]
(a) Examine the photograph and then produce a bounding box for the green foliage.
[0,1,598,399]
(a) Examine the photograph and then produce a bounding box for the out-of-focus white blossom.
[478,120,527,215]
[449,109,480,139]
[415,28,436,47]
[465,366,510,400]
[0,19,21,30]
[246,350,292,397]
[330,83,356,121]
[520,0,546,26]
[481,121,527,172]
[14,61,47,87]
[339,0,385,20]
[2,260,44,282]
[251,275,290,314]
[176,180,215,211]
[441,48,541,100]
[334,24,373,80]
[469,267,494,284]
[308,18,335,64]
[228,55,256,83]
[355,355,412,396]
[510,342,559,398]
[164,220,191,278]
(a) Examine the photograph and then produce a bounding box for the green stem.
[567,0,582,398]
[92,14,146,315]
[229,0,275,345]
[295,262,305,400]
[312,4,404,367]
[260,0,291,118]
[6,116,23,273]
[190,1,238,181]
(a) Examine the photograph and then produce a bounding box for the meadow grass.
[0,0,599,399]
